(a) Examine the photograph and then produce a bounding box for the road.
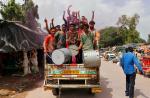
[25,58,150,98]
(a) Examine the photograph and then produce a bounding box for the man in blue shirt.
[121,47,144,98]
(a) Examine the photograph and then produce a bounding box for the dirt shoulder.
[0,73,43,98]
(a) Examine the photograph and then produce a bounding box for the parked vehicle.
[107,53,116,61]
[104,51,116,61]
[99,48,108,57]
[112,57,120,63]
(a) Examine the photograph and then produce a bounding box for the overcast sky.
[1,0,150,40]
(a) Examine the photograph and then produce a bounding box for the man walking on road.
[121,47,144,98]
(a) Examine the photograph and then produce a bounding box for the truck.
[43,48,102,96]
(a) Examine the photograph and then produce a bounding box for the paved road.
[25,58,150,98]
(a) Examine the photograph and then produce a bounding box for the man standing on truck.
[89,11,100,50]
[78,23,94,51]
[121,47,144,98]
[43,19,56,63]
[43,28,56,63]
[66,23,78,63]
[78,23,100,83]
[89,21,100,49]
[56,24,66,49]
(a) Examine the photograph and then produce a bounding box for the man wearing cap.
[89,20,100,50]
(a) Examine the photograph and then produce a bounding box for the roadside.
[0,73,43,98]
[1,58,150,98]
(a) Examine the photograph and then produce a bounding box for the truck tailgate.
[45,64,97,79]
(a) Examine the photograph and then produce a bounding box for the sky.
[1,0,150,41]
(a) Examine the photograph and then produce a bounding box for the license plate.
[62,70,79,74]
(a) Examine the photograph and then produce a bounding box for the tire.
[52,88,59,96]
[88,88,95,96]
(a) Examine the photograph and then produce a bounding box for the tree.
[0,0,39,30]
[0,0,24,21]
[117,14,143,44]
[99,26,123,48]
[22,0,39,30]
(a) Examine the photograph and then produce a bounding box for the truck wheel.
[52,88,59,96]
[88,88,95,96]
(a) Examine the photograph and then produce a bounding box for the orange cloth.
[95,31,100,41]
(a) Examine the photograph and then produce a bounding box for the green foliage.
[99,26,123,47]
[0,0,39,30]
[22,0,39,30]
[117,14,144,44]
[99,14,145,48]
[0,0,24,21]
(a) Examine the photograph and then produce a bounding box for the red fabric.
[142,58,150,66]
[66,41,69,48]
[72,55,76,64]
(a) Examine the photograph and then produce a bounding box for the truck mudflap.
[91,87,102,93]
